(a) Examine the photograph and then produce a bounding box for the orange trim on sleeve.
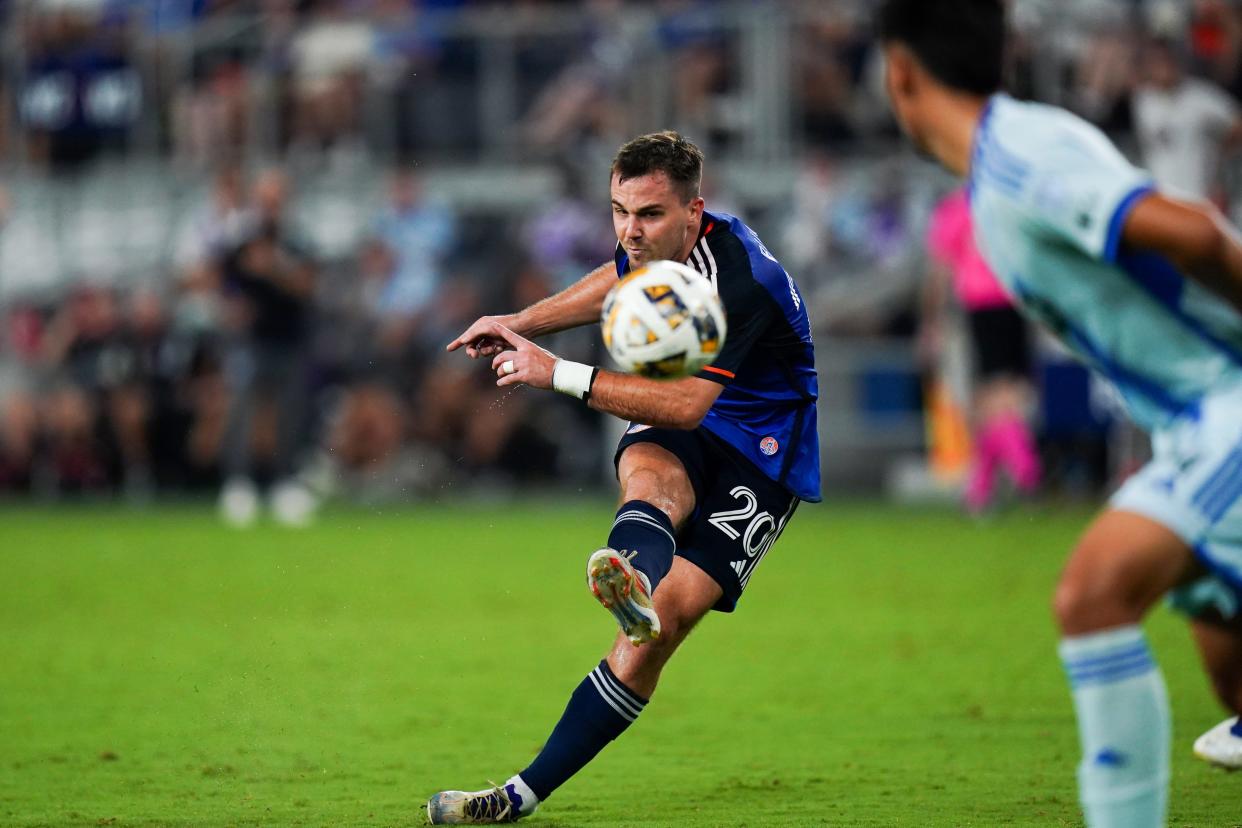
[702,365,735,379]
[704,221,715,234]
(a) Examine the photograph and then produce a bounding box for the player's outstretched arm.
[481,321,722,429]
[1123,193,1242,314]
[583,371,723,430]
[447,262,616,359]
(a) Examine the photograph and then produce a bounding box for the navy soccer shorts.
[614,425,800,612]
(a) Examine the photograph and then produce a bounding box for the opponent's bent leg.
[512,559,722,815]
[1053,510,1197,828]
[1190,614,1242,767]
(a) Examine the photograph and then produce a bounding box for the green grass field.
[1,501,1237,827]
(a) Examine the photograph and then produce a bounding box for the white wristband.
[552,359,598,400]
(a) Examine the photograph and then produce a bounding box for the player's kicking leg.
[426,443,700,824]
[1052,510,1200,827]
[425,558,721,824]
[584,442,696,645]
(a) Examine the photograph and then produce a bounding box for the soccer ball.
[600,260,727,378]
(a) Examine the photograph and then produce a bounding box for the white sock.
[1059,625,1169,828]
[505,774,540,817]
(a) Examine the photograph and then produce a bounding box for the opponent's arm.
[1122,193,1242,314]
[479,321,723,429]
[447,262,616,359]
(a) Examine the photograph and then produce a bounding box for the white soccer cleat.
[587,548,661,646]
[1193,716,1242,769]
[425,785,520,824]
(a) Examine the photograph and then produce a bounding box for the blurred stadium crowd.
[1,0,1242,513]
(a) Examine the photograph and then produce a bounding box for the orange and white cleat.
[586,548,661,646]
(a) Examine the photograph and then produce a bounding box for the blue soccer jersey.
[615,210,821,502]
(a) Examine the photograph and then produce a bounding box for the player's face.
[611,172,704,268]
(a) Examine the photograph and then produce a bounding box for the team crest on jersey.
[759,436,779,456]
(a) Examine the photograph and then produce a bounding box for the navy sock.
[608,500,676,592]
[518,660,648,801]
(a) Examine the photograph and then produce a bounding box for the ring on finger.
[501,360,516,376]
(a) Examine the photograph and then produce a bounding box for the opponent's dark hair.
[876,0,1005,95]
[611,131,704,202]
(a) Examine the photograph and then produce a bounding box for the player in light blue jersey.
[878,1,1242,826]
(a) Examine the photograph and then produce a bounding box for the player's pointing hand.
[486,323,557,390]
[447,314,522,359]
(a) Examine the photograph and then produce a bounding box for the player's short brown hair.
[610,131,704,203]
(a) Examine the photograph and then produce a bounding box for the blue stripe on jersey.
[1064,324,1195,418]
[1192,444,1242,523]
[1201,463,1242,523]
[1117,252,1242,367]
[1103,185,1153,263]
[976,122,1031,179]
[973,116,1031,198]
[1012,280,1196,418]
[967,98,996,203]
[974,149,1027,197]
[1193,543,1242,594]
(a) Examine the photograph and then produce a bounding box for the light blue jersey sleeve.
[1019,124,1154,264]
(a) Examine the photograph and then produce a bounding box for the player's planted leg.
[426,560,720,823]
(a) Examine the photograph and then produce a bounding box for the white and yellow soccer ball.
[600,260,727,378]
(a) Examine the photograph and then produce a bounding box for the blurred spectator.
[172,43,252,168]
[1132,36,1242,203]
[519,0,634,157]
[522,162,613,289]
[795,15,865,147]
[217,168,317,525]
[287,0,372,163]
[173,163,250,298]
[369,0,447,158]
[660,1,740,152]
[781,151,838,284]
[1186,0,1242,95]
[920,188,1040,514]
[39,285,127,492]
[361,167,458,363]
[316,379,444,503]
[18,4,141,171]
[0,305,44,491]
[1069,21,1135,133]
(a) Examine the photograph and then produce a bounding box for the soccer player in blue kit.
[878,2,1242,825]
[426,131,820,823]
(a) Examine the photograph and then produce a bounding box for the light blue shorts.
[1110,384,1242,619]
